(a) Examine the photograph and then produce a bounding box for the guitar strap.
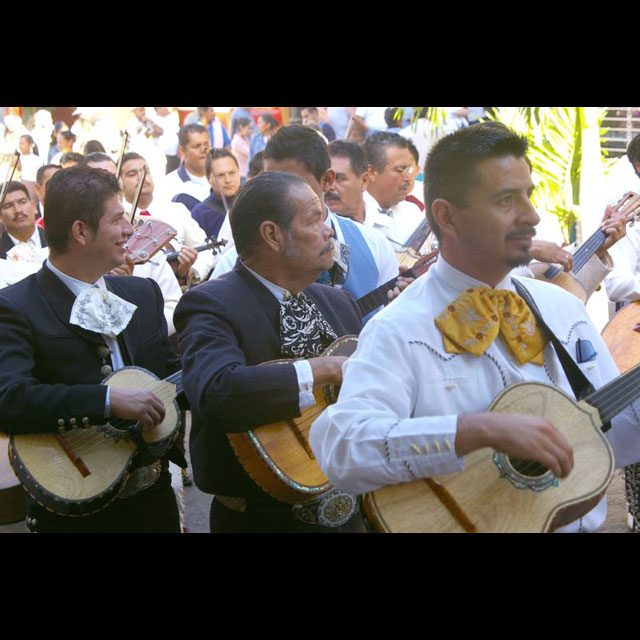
[512,279,599,408]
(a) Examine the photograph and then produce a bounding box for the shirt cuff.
[385,414,465,479]
[293,359,315,411]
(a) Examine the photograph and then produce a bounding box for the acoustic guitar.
[228,335,358,504]
[601,301,640,374]
[360,360,640,532]
[8,367,182,517]
[0,434,26,524]
[124,218,178,265]
[530,191,640,302]
[227,251,440,504]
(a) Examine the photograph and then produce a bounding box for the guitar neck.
[166,370,183,395]
[585,362,640,426]
[542,228,606,280]
[403,219,431,253]
[571,228,607,275]
[356,268,416,316]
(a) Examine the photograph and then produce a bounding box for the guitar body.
[0,434,26,524]
[395,248,421,269]
[528,262,588,303]
[601,301,640,374]
[363,382,614,533]
[228,335,359,504]
[8,366,181,517]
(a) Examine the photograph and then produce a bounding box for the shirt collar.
[45,258,107,297]
[432,255,516,294]
[8,226,41,247]
[241,262,289,303]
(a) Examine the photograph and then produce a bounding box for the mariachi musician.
[310,122,640,533]
[174,171,365,533]
[0,166,185,533]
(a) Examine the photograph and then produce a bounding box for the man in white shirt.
[158,124,211,211]
[311,121,640,533]
[0,181,46,259]
[363,131,424,248]
[119,152,214,284]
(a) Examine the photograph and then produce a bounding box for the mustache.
[324,193,340,201]
[505,226,537,241]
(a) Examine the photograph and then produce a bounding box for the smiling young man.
[0,166,184,533]
[310,122,640,533]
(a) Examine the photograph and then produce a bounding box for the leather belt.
[118,460,163,499]
[215,488,358,528]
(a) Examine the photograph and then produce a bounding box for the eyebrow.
[492,185,536,198]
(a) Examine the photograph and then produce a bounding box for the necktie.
[139,210,151,216]
[279,291,338,358]
[70,286,137,338]
[434,287,546,365]
[378,207,391,216]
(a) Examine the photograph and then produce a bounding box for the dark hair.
[121,151,145,166]
[83,152,116,167]
[406,138,419,165]
[300,107,318,115]
[44,166,121,254]
[0,181,30,202]
[60,152,84,166]
[264,124,330,183]
[364,130,413,172]
[84,139,106,155]
[205,148,239,177]
[384,107,404,128]
[231,171,308,258]
[627,133,640,171]
[59,130,76,144]
[50,121,66,146]
[35,164,61,185]
[248,151,264,178]
[258,114,278,130]
[424,121,529,240]
[328,139,368,176]
[178,123,208,148]
[232,116,251,137]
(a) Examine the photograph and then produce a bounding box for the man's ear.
[321,168,336,192]
[70,220,92,248]
[360,171,370,192]
[431,198,458,241]
[259,220,286,253]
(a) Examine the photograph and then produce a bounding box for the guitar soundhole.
[508,457,548,478]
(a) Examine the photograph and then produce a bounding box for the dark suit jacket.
[0,227,47,259]
[174,260,363,498]
[0,264,179,436]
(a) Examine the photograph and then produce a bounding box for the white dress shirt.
[158,167,210,205]
[310,256,640,532]
[605,224,640,302]
[363,190,425,248]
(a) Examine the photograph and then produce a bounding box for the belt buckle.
[118,460,162,499]
[293,489,358,528]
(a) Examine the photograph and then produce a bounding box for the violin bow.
[114,130,130,180]
[129,166,147,224]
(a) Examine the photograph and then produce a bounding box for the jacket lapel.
[35,264,106,345]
